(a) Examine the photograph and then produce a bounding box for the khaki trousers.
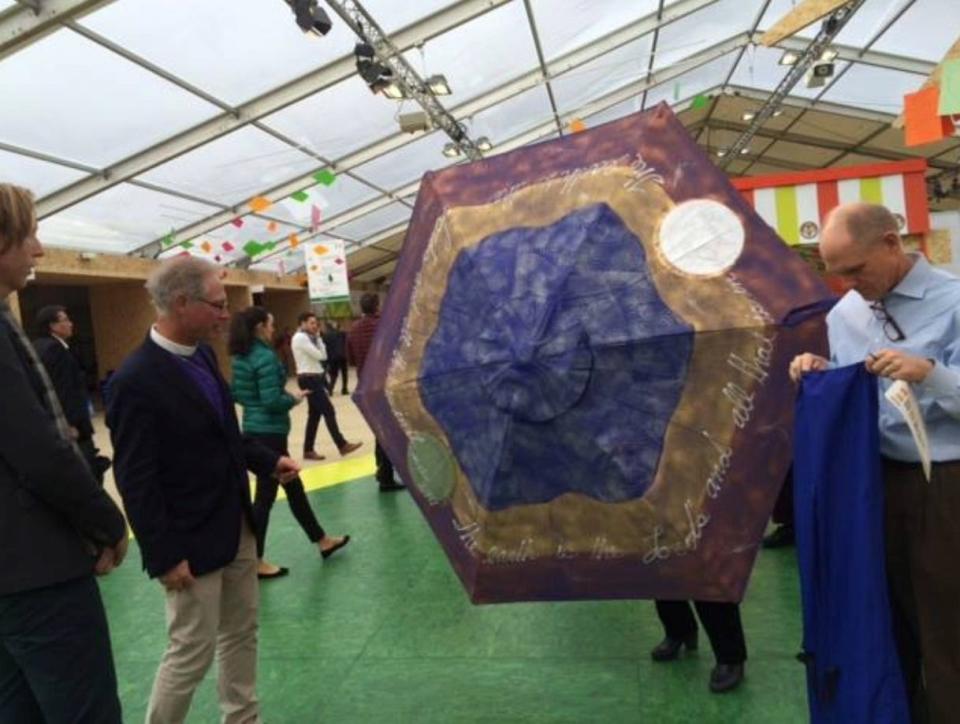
[146,521,259,724]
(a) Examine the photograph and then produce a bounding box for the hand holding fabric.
[789,353,830,382]
[865,349,934,383]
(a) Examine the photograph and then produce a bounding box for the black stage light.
[292,0,332,37]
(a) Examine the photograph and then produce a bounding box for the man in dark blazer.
[0,182,128,723]
[107,256,299,724]
[32,304,109,484]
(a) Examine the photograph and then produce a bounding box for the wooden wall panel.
[89,283,156,378]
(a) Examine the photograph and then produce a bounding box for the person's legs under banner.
[794,363,909,724]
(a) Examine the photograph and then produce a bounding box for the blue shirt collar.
[887,253,931,301]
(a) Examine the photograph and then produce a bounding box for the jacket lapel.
[143,337,226,431]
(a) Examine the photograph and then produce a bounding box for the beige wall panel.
[89,283,155,377]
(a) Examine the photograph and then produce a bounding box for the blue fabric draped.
[420,203,693,510]
[794,363,909,723]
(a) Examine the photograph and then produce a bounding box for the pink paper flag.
[231,218,244,228]
[311,205,322,231]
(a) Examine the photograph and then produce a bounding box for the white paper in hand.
[884,380,932,481]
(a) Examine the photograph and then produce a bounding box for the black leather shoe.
[709,663,744,693]
[762,525,795,549]
[379,481,406,492]
[650,632,698,662]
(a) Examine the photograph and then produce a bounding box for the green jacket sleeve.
[253,349,297,413]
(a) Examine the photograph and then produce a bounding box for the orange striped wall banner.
[732,159,930,245]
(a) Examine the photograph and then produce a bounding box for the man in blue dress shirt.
[791,202,960,723]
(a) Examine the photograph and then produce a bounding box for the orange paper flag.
[904,87,955,147]
[200,241,212,253]
[569,118,587,133]
[249,196,272,213]
[267,221,278,233]
[288,233,300,249]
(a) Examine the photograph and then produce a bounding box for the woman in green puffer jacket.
[229,306,350,579]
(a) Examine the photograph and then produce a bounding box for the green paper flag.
[180,240,194,249]
[161,232,175,247]
[291,190,310,202]
[243,240,264,257]
[264,241,276,251]
[314,169,336,186]
[938,59,960,116]
[691,94,709,110]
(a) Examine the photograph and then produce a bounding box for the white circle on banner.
[658,199,744,276]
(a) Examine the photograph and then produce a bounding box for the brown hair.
[0,184,37,255]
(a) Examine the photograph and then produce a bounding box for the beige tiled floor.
[94,381,376,509]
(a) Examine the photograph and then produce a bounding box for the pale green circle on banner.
[407,434,457,504]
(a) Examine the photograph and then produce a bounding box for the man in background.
[348,292,404,492]
[322,320,349,396]
[33,304,110,485]
[291,311,361,460]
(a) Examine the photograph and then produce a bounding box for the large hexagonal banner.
[354,104,831,603]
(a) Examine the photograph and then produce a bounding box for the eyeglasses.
[197,298,229,312]
[869,301,905,342]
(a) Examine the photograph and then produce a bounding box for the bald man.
[790,202,960,722]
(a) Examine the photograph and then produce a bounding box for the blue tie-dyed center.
[420,203,694,510]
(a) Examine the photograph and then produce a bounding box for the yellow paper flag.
[249,196,272,213]
[313,244,329,256]
[570,118,587,133]
[289,233,300,249]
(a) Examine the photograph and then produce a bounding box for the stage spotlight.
[291,0,332,37]
[476,136,493,152]
[779,50,799,66]
[426,74,452,96]
[442,142,462,158]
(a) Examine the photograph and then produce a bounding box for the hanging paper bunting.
[288,233,301,249]
[243,240,265,257]
[314,169,336,186]
[200,241,212,253]
[311,205,322,231]
[264,241,276,251]
[222,241,235,252]
[267,221,278,233]
[569,118,587,133]
[214,255,222,263]
[249,196,272,213]
[904,87,955,146]
[313,244,329,255]
[161,231,176,247]
[291,190,310,203]
[690,94,709,110]
[938,58,960,116]
[231,218,245,228]
[181,240,194,249]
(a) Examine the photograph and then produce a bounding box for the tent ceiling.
[1,0,957,279]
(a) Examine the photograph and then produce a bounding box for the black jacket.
[322,329,346,362]
[106,335,278,578]
[32,334,93,440]
[0,311,125,596]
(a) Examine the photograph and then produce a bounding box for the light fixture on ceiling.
[819,48,839,62]
[716,149,728,158]
[426,74,452,96]
[442,142,463,158]
[476,136,493,152]
[741,111,756,122]
[772,109,784,117]
[739,147,750,155]
[779,50,799,66]
[355,41,399,96]
[289,0,332,37]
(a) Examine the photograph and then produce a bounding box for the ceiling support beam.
[0,0,114,60]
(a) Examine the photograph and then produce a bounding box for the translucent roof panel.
[195,215,301,265]
[402,1,539,107]
[0,1,17,11]
[351,131,454,192]
[529,0,659,61]
[261,76,400,161]
[870,0,959,62]
[266,174,379,227]
[644,53,737,110]
[550,33,654,115]
[0,29,219,167]
[729,45,850,100]
[820,63,927,115]
[39,184,220,254]
[582,98,642,128]
[137,126,319,206]
[328,201,411,244]
[465,86,556,147]
[0,150,88,198]
[80,0,459,106]
[653,0,763,72]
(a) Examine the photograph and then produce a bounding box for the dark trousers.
[0,576,122,723]
[251,434,326,558]
[325,359,348,394]
[375,440,394,487]
[884,458,960,724]
[772,469,794,527]
[297,374,346,453]
[655,600,747,665]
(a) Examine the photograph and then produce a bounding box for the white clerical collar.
[150,326,197,357]
[52,333,69,349]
